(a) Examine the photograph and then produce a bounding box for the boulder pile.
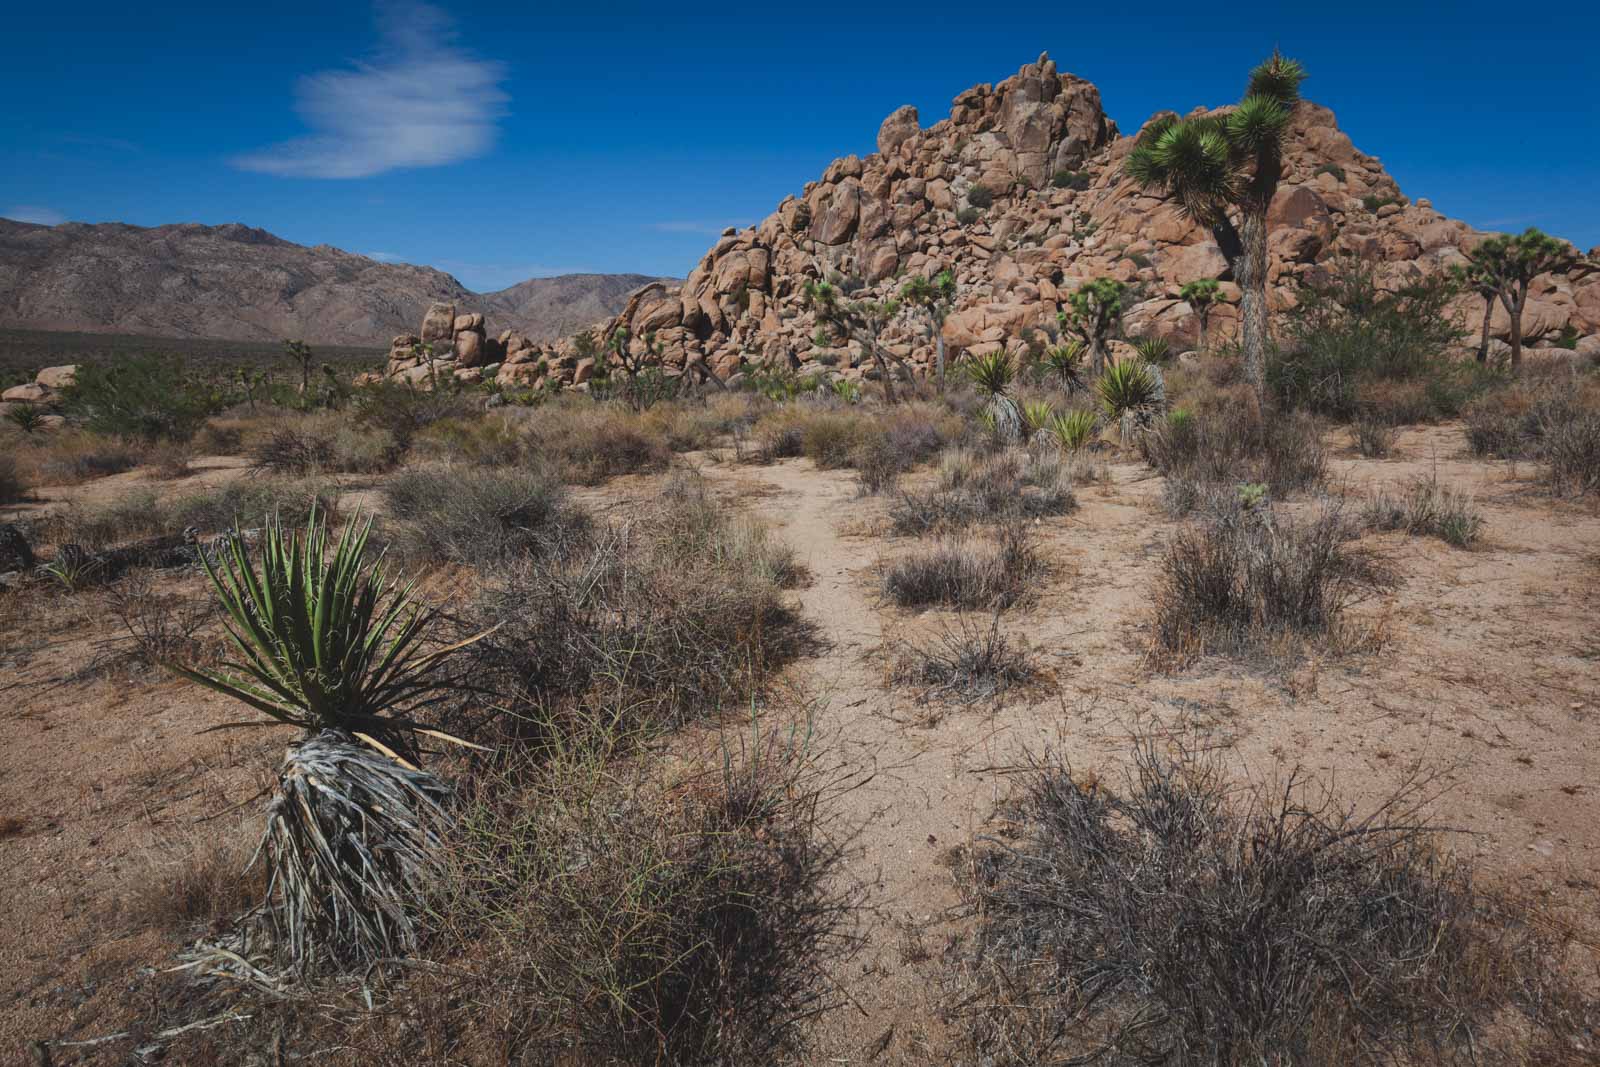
[0,365,76,424]
[386,53,1600,390]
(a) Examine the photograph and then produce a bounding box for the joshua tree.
[1060,277,1127,376]
[804,278,906,403]
[1126,51,1308,403]
[170,506,484,970]
[1449,260,1499,364]
[1457,228,1576,368]
[282,338,315,395]
[900,270,958,392]
[1180,277,1223,350]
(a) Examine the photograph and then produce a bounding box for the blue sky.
[4,2,1596,292]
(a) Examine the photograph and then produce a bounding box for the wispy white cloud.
[234,2,508,179]
[4,205,66,225]
[649,220,750,235]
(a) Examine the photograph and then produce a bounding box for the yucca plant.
[1022,399,1057,439]
[1048,410,1099,452]
[5,401,47,433]
[1043,341,1087,392]
[171,504,485,971]
[1097,360,1161,423]
[1133,336,1172,364]
[966,351,1022,443]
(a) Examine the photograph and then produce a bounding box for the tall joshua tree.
[1457,228,1576,368]
[900,270,957,392]
[1449,259,1500,365]
[804,278,905,403]
[1180,277,1223,351]
[1126,51,1308,403]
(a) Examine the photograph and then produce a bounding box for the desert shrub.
[891,447,1075,534]
[1464,384,1543,458]
[1153,498,1389,661]
[801,410,872,469]
[890,612,1036,704]
[519,402,674,485]
[852,403,965,493]
[60,354,222,442]
[952,738,1586,1066]
[883,522,1040,610]
[195,419,246,454]
[104,572,217,673]
[0,454,26,505]
[1363,193,1402,212]
[351,377,475,453]
[5,401,47,434]
[1269,259,1467,420]
[966,184,994,208]
[389,723,853,1066]
[646,393,762,452]
[1050,169,1090,190]
[144,440,195,479]
[957,206,982,226]
[1363,474,1484,547]
[1543,410,1600,497]
[172,480,336,537]
[1141,408,1326,516]
[459,474,801,740]
[1312,161,1347,182]
[1352,416,1395,457]
[251,426,335,475]
[382,465,583,566]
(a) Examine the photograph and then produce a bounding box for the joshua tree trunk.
[935,331,946,394]
[1088,336,1105,377]
[1237,206,1271,405]
[1499,284,1527,369]
[1476,294,1494,364]
[1196,311,1208,353]
[867,333,897,404]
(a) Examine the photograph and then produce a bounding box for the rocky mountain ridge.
[459,53,1596,392]
[0,218,672,346]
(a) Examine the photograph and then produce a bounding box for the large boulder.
[34,365,77,391]
[877,104,920,157]
[420,302,457,344]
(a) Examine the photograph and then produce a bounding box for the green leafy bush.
[966,184,994,208]
[61,354,223,442]
[1050,169,1090,190]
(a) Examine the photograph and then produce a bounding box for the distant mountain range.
[0,218,674,346]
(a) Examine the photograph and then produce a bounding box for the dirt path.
[701,429,1600,1061]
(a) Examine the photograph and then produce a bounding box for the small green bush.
[957,206,982,227]
[1312,162,1346,183]
[966,184,994,209]
[1363,475,1483,547]
[1050,169,1090,190]
[61,354,223,442]
[383,465,585,565]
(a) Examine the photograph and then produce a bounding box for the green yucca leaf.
[1227,95,1292,155]
[1096,360,1160,417]
[1246,50,1308,107]
[169,503,487,759]
[1044,340,1087,390]
[1022,399,1057,434]
[1133,336,1172,363]
[965,350,1016,398]
[1048,410,1099,452]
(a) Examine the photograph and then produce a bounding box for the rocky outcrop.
[588,54,1597,384]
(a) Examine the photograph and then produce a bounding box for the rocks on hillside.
[578,54,1598,383]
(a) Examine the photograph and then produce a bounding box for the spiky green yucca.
[1097,360,1160,419]
[965,351,1022,443]
[1049,410,1099,452]
[174,504,477,761]
[1023,400,1057,438]
[1044,340,1087,391]
[1126,52,1307,402]
[172,505,483,971]
[5,401,46,433]
[1133,336,1173,364]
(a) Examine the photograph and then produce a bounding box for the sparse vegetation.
[382,464,585,565]
[883,522,1040,610]
[953,737,1588,1066]
[1363,473,1484,547]
[890,612,1037,704]
[1152,497,1389,662]
[891,447,1075,534]
[60,353,223,442]
[966,183,994,209]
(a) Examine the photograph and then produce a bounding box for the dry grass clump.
[459,473,805,744]
[889,612,1038,704]
[1363,473,1484,547]
[1351,415,1396,457]
[1152,498,1391,664]
[891,446,1076,533]
[517,400,674,484]
[742,401,962,489]
[249,416,397,475]
[883,522,1041,611]
[127,832,264,937]
[0,453,27,505]
[642,392,764,452]
[104,572,218,673]
[144,439,196,480]
[949,738,1594,1066]
[17,429,143,485]
[44,480,338,552]
[381,464,586,566]
[1141,408,1327,517]
[1464,377,1600,496]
